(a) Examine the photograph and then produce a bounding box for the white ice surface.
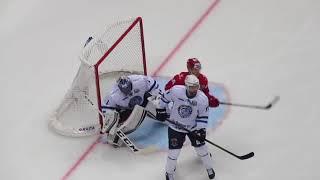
[1,0,320,179]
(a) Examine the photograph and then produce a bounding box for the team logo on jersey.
[128,96,143,108]
[134,89,140,93]
[178,105,193,118]
[170,138,178,147]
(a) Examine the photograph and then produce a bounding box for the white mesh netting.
[49,17,147,137]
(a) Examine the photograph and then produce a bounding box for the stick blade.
[238,152,254,160]
[136,145,158,155]
[265,96,280,109]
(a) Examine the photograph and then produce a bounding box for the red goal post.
[49,17,147,137]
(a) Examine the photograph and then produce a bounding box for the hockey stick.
[116,129,153,154]
[115,129,156,154]
[99,129,157,154]
[220,95,280,110]
[145,111,254,160]
[165,118,254,160]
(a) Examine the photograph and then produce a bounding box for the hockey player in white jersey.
[100,74,162,146]
[156,74,215,179]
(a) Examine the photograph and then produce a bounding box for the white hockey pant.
[194,145,213,170]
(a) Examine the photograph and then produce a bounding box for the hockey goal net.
[49,17,147,137]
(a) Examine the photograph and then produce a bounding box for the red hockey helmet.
[187,58,201,70]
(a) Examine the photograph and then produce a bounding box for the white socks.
[194,145,213,170]
[165,149,181,174]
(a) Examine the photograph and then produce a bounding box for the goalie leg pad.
[99,133,124,147]
[118,105,146,134]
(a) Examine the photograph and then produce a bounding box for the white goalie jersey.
[100,75,160,138]
[159,85,209,133]
[102,74,160,112]
[99,74,161,146]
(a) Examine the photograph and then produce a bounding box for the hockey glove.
[192,128,206,142]
[156,108,169,121]
[208,95,219,108]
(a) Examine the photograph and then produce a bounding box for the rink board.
[127,77,229,151]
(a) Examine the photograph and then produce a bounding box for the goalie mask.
[185,74,200,98]
[117,76,132,95]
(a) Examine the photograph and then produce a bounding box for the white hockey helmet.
[185,74,200,97]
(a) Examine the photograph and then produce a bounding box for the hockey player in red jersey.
[165,58,219,107]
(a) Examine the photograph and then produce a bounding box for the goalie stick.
[114,129,157,154]
[220,95,280,110]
